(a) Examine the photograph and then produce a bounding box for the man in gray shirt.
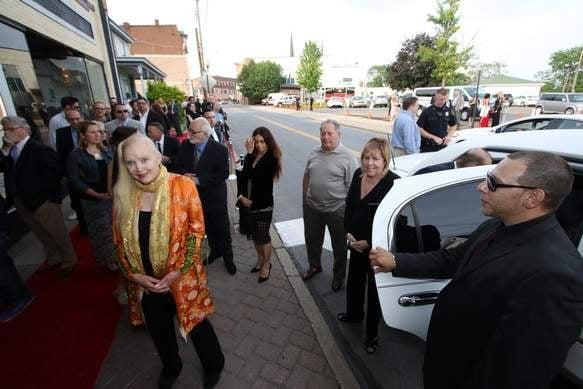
[302,119,358,291]
[105,103,144,137]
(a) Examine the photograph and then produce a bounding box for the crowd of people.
[1,91,582,389]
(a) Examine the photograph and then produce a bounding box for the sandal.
[365,338,378,354]
[337,312,363,323]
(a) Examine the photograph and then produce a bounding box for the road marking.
[274,218,333,251]
[253,115,360,157]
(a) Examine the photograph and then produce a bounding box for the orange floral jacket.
[114,174,214,338]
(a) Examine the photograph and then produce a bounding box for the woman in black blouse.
[238,127,282,283]
[337,138,398,354]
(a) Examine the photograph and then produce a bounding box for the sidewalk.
[8,183,359,388]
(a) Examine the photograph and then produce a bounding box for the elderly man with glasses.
[175,118,236,275]
[370,151,583,389]
[105,103,144,136]
[0,116,78,277]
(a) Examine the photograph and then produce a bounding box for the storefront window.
[85,58,109,104]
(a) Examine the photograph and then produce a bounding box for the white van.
[413,85,488,121]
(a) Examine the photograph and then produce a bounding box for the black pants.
[141,292,224,378]
[202,203,234,263]
[345,249,382,340]
[68,185,87,234]
[0,251,31,306]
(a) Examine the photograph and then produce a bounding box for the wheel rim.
[566,108,574,115]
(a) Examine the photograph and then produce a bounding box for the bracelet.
[392,253,398,271]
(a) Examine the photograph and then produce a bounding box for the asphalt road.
[224,105,579,389]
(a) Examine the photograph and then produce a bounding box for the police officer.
[417,88,457,152]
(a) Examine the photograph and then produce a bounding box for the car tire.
[535,106,543,115]
[565,108,575,115]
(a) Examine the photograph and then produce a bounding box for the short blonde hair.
[360,137,391,176]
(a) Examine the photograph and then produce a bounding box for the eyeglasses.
[204,115,215,119]
[116,110,129,113]
[72,105,80,109]
[485,171,537,192]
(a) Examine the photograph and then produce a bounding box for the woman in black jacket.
[337,138,398,354]
[238,127,282,283]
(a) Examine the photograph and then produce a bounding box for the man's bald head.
[456,148,492,168]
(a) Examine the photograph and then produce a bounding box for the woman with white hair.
[112,134,224,388]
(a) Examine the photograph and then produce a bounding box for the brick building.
[122,19,192,95]
[192,76,240,102]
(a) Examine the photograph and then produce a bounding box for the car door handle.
[398,291,440,307]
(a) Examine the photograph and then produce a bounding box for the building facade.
[0,0,117,142]
[192,75,238,102]
[480,75,545,99]
[121,20,191,95]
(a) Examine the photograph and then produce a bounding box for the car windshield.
[570,94,583,102]
[463,86,487,98]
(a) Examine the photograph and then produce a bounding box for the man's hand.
[369,247,397,273]
[238,196,252,208]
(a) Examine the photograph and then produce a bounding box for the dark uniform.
[417,104,457,153]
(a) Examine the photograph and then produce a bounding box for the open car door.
[371,166,491,340]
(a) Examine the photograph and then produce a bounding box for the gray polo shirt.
[304,143,358,212]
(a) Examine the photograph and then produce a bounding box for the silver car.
[535,93,583,115]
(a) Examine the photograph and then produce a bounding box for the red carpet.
[0,227,122,388]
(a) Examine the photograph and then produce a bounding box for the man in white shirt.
[48,96,79,149]
[105,103,144,136]
[147,122,179,173]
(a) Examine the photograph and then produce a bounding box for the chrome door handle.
[398,291,440,307]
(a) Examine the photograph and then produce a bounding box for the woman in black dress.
[337,138,398,353]
[238,127,282,283]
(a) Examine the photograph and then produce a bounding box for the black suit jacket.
[160,135,180,173]
[394,215,583,389]
[175,138,229,209]
[134,111,169,133]
[55,125,77,174]
[0,138,62,211]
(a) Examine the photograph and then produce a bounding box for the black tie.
[157,142,162,153]
[193,146,200,168]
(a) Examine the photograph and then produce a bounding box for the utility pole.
[195,0,207,100]
[572,47,583,93]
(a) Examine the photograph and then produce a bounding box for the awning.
[116,57,166,80]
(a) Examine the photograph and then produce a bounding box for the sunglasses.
[486,171,537,192]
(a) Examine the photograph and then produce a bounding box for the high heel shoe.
[258,263,272,283]
[250,266,261,273]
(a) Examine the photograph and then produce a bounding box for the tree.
[387,33,440,90]
[367,65,390,87]
[237,60,283,101]
[419,0,472,86]
[535,46,583,92]
[296,41,323,94]
[146,81,186,104]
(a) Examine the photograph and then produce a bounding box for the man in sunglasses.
[48,96,80,149]
[105,103,144,137]
[370,151,583,389]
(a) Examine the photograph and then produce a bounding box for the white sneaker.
[67,211,77,221]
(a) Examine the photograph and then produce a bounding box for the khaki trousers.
[14,198,77,269]
[391,148,409,157]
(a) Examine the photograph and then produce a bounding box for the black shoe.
[204,370,223,389]
[336,312,363,323]
[331,278,344,292]
[250,266,261,273]
[158,360,182,389]
[224,260,237,275]
[258,263,272,283]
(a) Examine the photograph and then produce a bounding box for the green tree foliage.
[535,46,583,92]
[146,81,186,104]
[237,60,283,101]
[296,41,323,94]
[367,65,390,87]
[419,0,472,86]
[387,33,440,90]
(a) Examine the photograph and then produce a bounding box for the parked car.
[536,93,583,115]
[373,130,583,386]
[351,96,369,108]
[326,97,344,108]
[448,114,583,144]
[514,95,539,107]
[503,93,514,106]
[274,95,296,107]
[371,95,389,107]
[414,85,488,121]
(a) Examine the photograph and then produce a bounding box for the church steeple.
[290,33,294,57]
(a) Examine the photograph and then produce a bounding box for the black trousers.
[141,292,224,378]
[202,203,234,263]
[345,249,382,340]
[0,251,31,306]
[68,184,87,234]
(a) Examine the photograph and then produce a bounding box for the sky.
[107,0,583,82]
